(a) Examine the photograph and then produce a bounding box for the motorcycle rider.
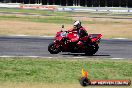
[67,21,89,52]
[68,20,88,39]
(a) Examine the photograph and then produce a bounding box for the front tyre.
[48,42,60,54]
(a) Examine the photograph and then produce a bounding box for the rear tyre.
[92,44,99,54]
[85,45,94,56]
[48,42,60,54]
[85,52,94,56]
[85,44,99,56]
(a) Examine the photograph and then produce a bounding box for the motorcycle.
[48,25,102,55]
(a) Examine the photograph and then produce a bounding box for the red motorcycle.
[48,25,102,55]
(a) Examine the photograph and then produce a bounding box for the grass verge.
[0,15,130,24]
[0,57,132,83]
[0,8,69,16]
[0,15,73,24]
[0,57,132,88]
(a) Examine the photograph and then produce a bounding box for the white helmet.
[73,21,81,28]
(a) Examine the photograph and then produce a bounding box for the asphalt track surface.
[0,36,132,59]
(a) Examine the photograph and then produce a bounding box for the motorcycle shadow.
[62,53,110,57]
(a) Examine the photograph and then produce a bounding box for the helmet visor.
[73,25,77,29]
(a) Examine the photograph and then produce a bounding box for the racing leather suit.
[67,26,88,51]
[68,26,88,42]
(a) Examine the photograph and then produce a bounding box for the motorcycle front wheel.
[48,42,60,54]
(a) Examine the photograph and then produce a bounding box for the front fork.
[54,40,69,52]
[53,40,61,49]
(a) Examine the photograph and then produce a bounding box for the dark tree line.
[0,0,132,7]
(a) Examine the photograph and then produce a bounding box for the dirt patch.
[0,19,132,39]
[84,23,132,39]
[0,20,69,36]
[72,14,132,23]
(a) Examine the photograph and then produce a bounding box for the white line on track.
[73,57,86,59]
[112,38,128,40]
[6,35,54,38]
[0,55,125,59]
[110,58,124,60]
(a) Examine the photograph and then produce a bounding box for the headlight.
[61,32,67,37]
[56,34,60,37]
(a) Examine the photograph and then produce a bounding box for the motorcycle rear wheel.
[92,44,99,54]
[48,42,60,54]
[85,44,99,56]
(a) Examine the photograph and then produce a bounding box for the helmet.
[73,21,81,29]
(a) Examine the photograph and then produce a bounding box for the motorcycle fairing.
[88,34,102,42]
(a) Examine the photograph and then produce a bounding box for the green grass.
[0,8,132,24]
[0,57,131,84]
[1,8,132,17]
[0,15,127,24]
[0,8,69,16]
[0,15,73,24]
[33,16,73,24]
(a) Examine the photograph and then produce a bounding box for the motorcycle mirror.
[62,25,64,28]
